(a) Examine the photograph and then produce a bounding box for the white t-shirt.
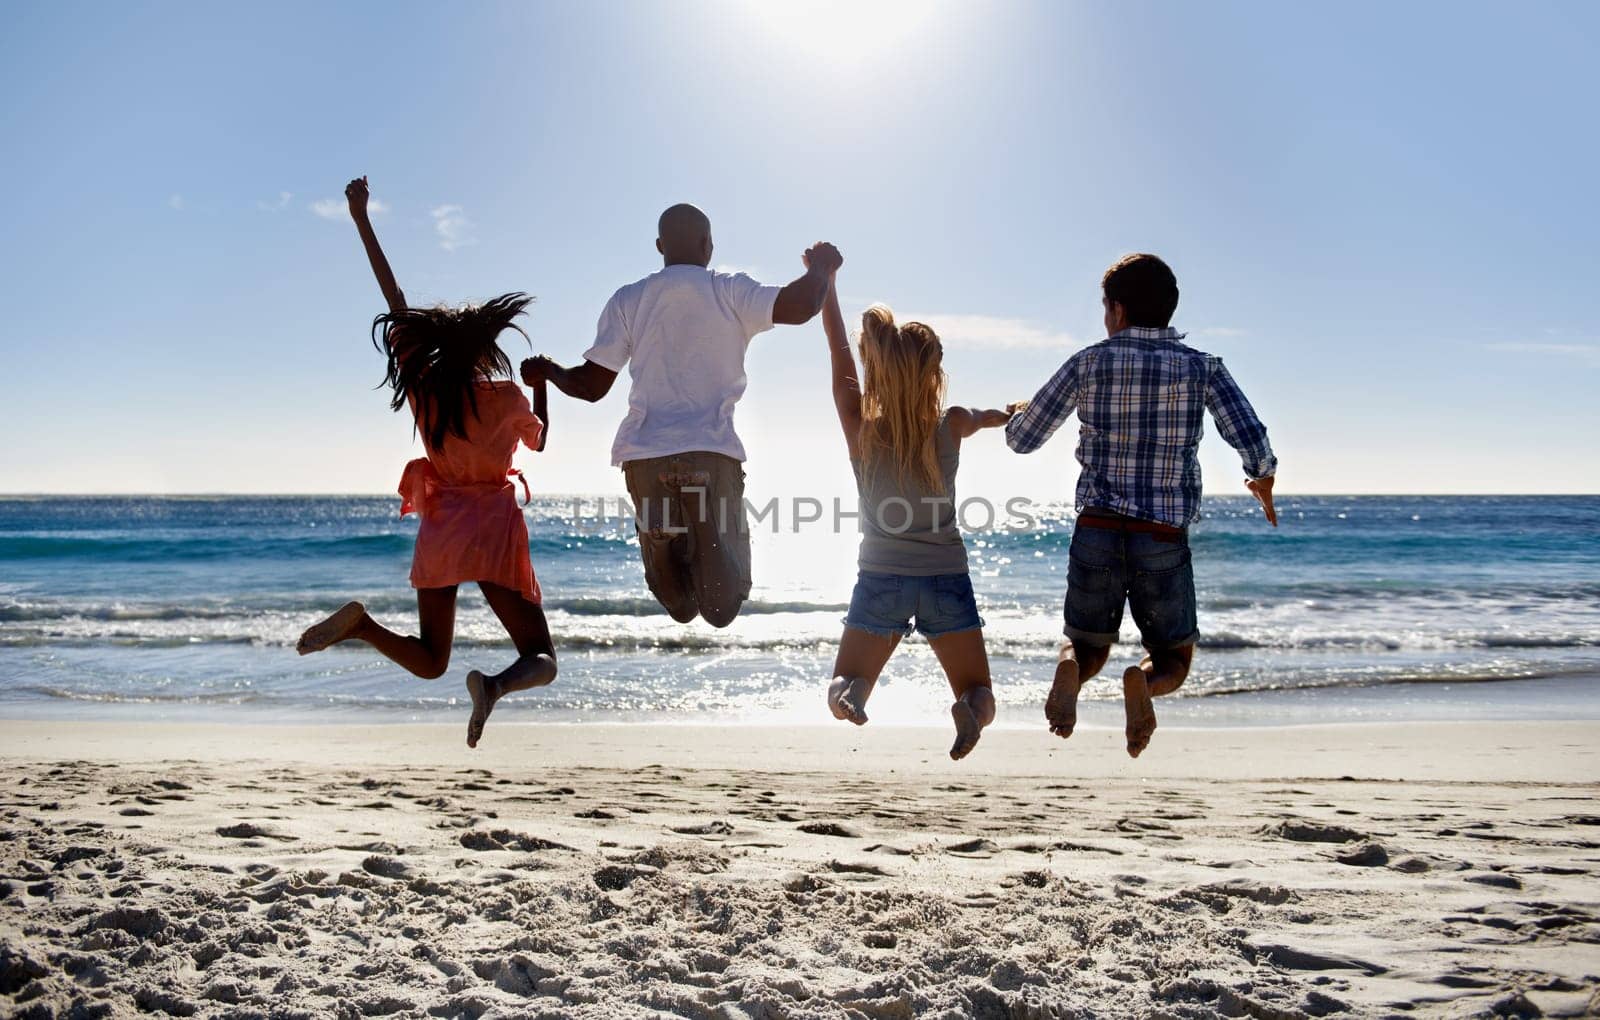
[583,264,782,466]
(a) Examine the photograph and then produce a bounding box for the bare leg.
[465,582,558,749]
[1122,645,1192,758]
[828,627,901,725]
[296,601,366,655]
[1047,639,1109,739]
[299,588,458,679]
[928,628,997,761]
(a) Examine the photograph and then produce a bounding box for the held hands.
[345,176,370,219]
[975,403,1027,429]
[803,241,843,275]
[1247,475,1278,527]
[521,356,558,388]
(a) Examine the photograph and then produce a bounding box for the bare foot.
[949,687,996,761]
[827,676,873,725]
[1045,659,1081,738]
[296,601,366,655]
[465,656,556,749]
[465,671,499,749]
[1122,666,1157,758]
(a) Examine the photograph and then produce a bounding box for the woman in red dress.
[296,177,555,749]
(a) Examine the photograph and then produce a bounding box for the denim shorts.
[844,571,984,639]
[1064,525,1199,651]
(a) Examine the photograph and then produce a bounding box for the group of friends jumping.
[296,176,1280,761]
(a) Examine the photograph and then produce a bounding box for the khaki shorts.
[622,451,752,628]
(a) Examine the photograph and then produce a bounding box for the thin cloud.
[257,191,293,212]
[167,194,184,211]
[714,263,767,279]
[311,196,388,220]
[431,204,475,251]
[916,313,1080,352]
[1483,342,1600,365]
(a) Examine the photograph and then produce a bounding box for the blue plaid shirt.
[1006,327,1276,527]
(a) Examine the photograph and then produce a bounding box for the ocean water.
[1,495,1597,726]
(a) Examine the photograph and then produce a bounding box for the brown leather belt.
[1076,510,1185,542]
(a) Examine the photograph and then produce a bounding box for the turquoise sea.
[1,495,1596,726]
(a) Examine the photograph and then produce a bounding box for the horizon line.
[1,491,1596,500]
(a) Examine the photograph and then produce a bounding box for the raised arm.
[345,177,406,314]
[819,275,863,456]
[522,356,617,404]
[773,242,843,325]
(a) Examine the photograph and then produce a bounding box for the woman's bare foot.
[1045,659,1081,738]
[296,601,366,655]
[949,686,996,761]
[827,676,873,725]
[1122,666,1157,758]
[465,671,499,749]
[466,655,556,748]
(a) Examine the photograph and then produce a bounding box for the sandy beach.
[1,719,1597,1019]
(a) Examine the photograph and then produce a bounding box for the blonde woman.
[817,266,1019,760]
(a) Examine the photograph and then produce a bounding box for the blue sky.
[1,1,1596,498]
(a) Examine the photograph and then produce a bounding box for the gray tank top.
[851,413,968,576]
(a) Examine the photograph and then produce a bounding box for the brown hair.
[1102,253,1179,328]
[857,304,946,493]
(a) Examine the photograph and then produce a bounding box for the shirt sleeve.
[1205,358,1277,479]
[580,291,632,372]
[719,272,782,340]
[1006,353,1082,454]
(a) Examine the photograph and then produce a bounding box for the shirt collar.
[1108,327,1187,343]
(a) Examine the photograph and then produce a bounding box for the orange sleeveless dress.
[397,380,544,604]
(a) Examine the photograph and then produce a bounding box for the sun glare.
[745,0,942,61]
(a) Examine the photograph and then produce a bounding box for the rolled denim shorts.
[1064,525,1199,651]
[844,571,984,639]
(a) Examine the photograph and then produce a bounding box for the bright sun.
[747,0,942,61]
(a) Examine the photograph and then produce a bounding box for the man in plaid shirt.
[1006,254,1278,758]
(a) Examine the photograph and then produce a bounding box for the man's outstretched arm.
[522,356,617,403]
[772,242,843,325]
[1005,356,1081,454]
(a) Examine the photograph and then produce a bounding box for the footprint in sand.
[1261,820,1365,844]
[459,829,573,853]
[828,859,891,877]
[797,821,861,838]
[1334,842,1389,867]
[216,823,297,843]
[1196,879,1298,906]
[360,855,416,881]
[593,863,658,890]
[670,820,735,838]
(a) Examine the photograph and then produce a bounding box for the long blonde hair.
[857,304,947,493]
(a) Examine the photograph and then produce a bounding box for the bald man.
[525,204,842,628]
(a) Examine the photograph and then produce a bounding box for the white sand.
[1,719,1597,1019]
